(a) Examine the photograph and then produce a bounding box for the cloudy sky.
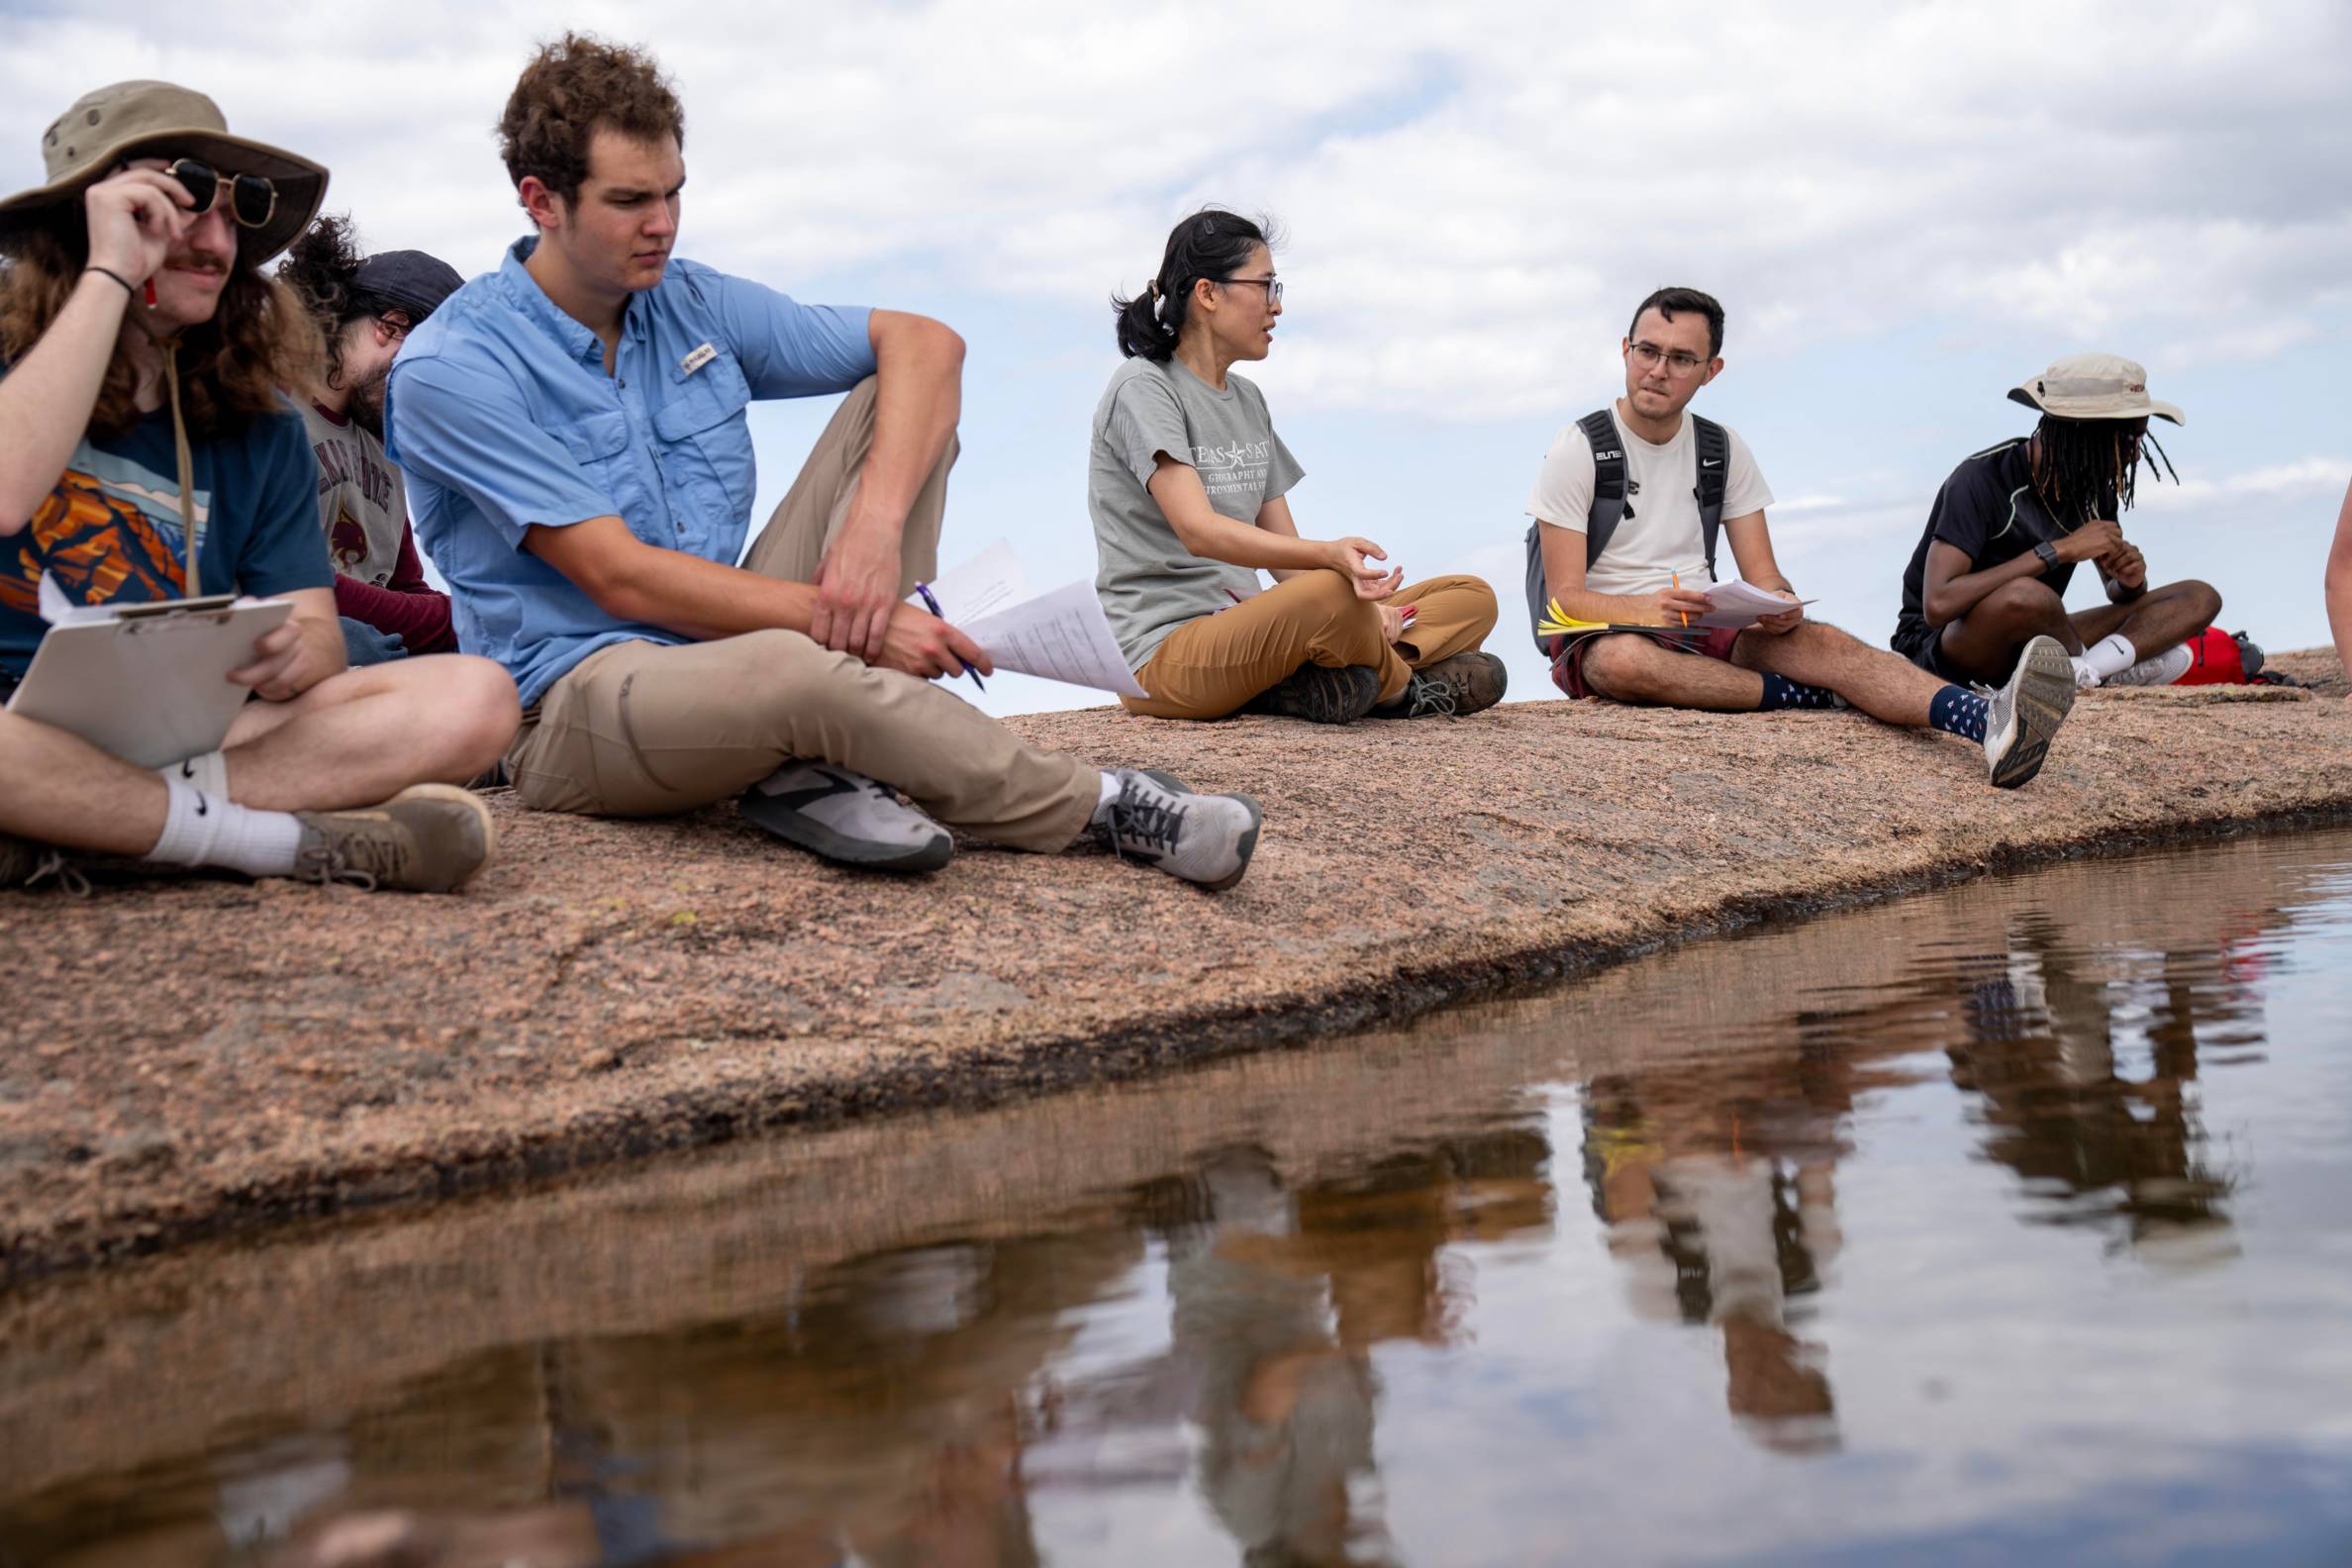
[5,0,2346,713]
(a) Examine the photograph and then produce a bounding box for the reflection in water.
[3,833,2351,1566]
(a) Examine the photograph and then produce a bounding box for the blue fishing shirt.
[384,237,875,706]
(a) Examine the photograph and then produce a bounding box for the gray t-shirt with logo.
[1088,357,1305,672]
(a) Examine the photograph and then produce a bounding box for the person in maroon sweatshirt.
[278,217,461,660]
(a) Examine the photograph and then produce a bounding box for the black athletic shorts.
[1898,631,1978,685]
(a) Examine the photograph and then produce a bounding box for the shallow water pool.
[4,829,2350,1565]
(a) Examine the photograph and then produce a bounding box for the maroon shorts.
[1548,627,1743,700]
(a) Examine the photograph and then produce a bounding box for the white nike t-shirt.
[1524,406,1773,595]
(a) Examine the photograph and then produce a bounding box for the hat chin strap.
[158,339,196,597]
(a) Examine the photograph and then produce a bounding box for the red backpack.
[2172,628,2257,686]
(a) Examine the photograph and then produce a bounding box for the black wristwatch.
[2033,540,2060,570]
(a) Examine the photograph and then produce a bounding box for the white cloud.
[4,0,2345,421]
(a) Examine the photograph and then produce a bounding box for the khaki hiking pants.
[1125,568,1500,719]
[504,378,1101,852]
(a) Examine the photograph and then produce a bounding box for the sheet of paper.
[1693,578,1815,631]
[38,572,117,627]
[961,579,1147,699]
[913,539,1029,626]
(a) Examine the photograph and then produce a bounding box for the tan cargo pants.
[1124,568,1500,719]
[504,378,1101,852]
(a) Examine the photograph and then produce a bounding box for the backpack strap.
[1691,415,1729,581]
[1578,408,1629,568]
[1522,408,1628,656]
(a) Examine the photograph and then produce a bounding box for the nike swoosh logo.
[1701,458,1724,467]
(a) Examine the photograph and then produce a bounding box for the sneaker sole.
[385,783,498,892]
[736,789,954,873]
[1196,793,1263,892]
[1990,637,2077,789]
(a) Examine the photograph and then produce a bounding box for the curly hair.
[499,33,685,206]
[276,212,370,388]
[0,220,323,441]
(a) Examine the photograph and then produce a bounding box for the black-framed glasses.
[164,158,278,230]
[1219,275,1284,303]
[1627,341,1707,375]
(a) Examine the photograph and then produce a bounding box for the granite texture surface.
[2,649,2344,1280]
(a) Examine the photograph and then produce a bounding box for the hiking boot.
[2102,643,2195,688]
[1369,651,1510,719]
[0,832,88,894]
[294,785,497,892]
[1242,663,1381,725]
[1091,767,1262,890]
[1983,635,2076,789]
[738,761,953,873]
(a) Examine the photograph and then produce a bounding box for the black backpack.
[1521,407,1729,654]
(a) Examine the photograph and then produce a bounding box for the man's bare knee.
[1581,637,1666,702]
[2173,578,2223,629]
[1982,577,2067,634]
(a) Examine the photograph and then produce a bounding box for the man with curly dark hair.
[0,81,519,894]
[278,214,463,663]
[386,36,1263,886]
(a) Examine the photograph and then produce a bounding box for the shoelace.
[293,837,393,892]
[1403,675,1459,719]
[1105,787,1186,858]
[24,850,92,897]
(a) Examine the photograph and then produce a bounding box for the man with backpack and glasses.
[1521,286,2077,789]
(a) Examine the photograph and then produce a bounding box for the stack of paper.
[912,542,1146,699]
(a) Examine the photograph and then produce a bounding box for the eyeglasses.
[1627,341,1708,376]
[1219,275,1284,303]
[163,158,278,231]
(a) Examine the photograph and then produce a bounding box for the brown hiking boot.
[1370,650,1510,719]
[294,785,497,893]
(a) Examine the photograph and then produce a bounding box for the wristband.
[83,265,138,297]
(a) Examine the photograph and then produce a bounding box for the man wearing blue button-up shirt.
[385,35,1263,886]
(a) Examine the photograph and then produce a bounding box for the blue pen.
[913,581,985,692]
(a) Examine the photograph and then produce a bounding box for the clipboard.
[5,595,293,768]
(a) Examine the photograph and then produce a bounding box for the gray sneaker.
[295,784,497,892]
[1092,768,1262,890]
[2102,643,2194,688]
[1984,635,2077,789]
[738,761,953,873]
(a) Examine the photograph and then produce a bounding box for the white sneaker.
[1984,635,2077,789]
[1091,768,1262,890]
[2102,643,2195,688]
[737,762,953,872]
[2071,658,2104,691]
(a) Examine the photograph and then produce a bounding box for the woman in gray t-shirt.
[1087,210,1506,725]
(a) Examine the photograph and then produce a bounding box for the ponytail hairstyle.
[1111,207,1282,362]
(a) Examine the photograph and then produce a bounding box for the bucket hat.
[2008,352,2184,426]
[0,80,327,263]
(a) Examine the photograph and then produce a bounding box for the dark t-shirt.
[1893,438,2078,656]
[0,362,330,677]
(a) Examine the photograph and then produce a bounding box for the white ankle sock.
[159,748,229,798]
[1092,770,1121,823]
[2082,633,2138,681]
[142,776,304,878]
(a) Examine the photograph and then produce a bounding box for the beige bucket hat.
[0,80,327,263]
[2008,352,2184,426]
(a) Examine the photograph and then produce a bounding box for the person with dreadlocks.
[0,81,518,894]
[277,215,463,663]
[1894,354,2220,691]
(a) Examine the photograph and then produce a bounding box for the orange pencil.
[1672,571,1689,629]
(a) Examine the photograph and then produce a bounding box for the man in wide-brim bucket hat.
[0,80,327,263]
[1892,351,2221,694]
[0,79,523,896]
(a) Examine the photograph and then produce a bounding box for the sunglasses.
[163,157,278,230]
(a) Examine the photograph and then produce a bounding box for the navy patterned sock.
[1757,673,1841,712]
[1928,684,1988,742]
